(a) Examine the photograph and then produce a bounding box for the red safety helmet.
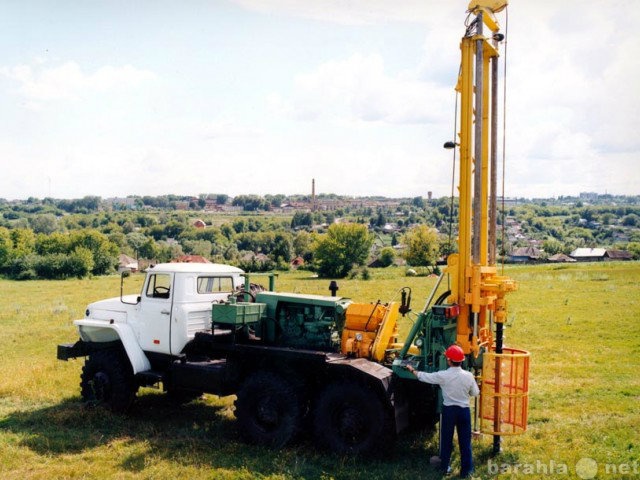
[445,345,465,362]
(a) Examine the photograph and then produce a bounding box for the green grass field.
[1,262,639,479]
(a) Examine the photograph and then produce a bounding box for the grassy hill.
[1,262,638,479]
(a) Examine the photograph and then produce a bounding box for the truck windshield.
[197,276,234,294]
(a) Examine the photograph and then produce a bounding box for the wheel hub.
[336,406,366,443]
[256,397,279,430]
[90,371,111,402]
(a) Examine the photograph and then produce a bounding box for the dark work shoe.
[441,466,453,476]
[460,470,475,478]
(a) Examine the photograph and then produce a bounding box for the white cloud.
[0,61,156,108]
[232,0,453,26]
[484,1,640,197]
[273,53,451,125]
[201,121,265,140]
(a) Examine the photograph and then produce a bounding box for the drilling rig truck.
[58,0,529,456]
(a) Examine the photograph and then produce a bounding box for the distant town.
[1,188,638,280]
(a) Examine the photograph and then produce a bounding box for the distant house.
[509,246,541,263]
[193,219,206,229]
[290,256,305,268]
[570,248,606,262]
[548,253,576,263]
[368,258,386,268]
[171,255,211,263]
[118,254,139,272]
[604,249,633,261]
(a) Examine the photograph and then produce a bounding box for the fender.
[74,319,151,374]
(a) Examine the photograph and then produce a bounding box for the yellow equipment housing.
[341,302,406,363]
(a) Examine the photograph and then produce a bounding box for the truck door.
[139,272,173,354]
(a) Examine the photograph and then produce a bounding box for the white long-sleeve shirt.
[415,366,480,408]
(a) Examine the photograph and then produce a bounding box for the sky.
[0,0,638,201]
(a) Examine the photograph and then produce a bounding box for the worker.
[406,344,479,478]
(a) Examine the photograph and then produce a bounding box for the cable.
[447,73,460,292]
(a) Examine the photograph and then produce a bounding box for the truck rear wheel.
[80,350,137,412]
[234,371,302,447]
[313,382,388,455]
[166,388,203,405]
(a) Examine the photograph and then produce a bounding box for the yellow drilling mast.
[447,0,515,362]
[446,0,529,454]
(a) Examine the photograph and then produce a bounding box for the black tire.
[313,382,389,455]
[80,349,137,412]
[410,388,439,431]
[166,388,203,405]
[234,371,302,447]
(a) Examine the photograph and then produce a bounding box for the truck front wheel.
[234,371,302,447]
[313,382,389,455]
[80,350,137,412]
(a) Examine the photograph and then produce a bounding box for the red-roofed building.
[171,255,211,263]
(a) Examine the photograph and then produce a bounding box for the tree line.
[0,214,446,281]
[1,194,639,280]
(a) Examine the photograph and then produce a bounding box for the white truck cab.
[74,263,244,372]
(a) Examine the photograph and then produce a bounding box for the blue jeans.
[440,405,473,476]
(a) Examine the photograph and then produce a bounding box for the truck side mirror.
[120,269,140,305]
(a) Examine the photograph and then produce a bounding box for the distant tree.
[627,242,640,260]
[266,194,286,208]
[220,223,235,240]
[542,238,563,256]
[107,231,127,249]
[271,232,292,264]
[182,239,212,258]
[325,212,336,225]
[69,230,118,275]
[157,241,183,263]
[439,238,457,258]
[36,232,69,255]
[163,220,187,238]
[0,227,11,268]
[581,207,595,222]
[232,194,267,211]
[291,212,313,229]
[293,231,312,257]
[403,225,439,267]
[233,219,247,234]
[313,223,373,278]
[65,247,95,278]
[6,254,38,280]
[126,232,148,259]
[412,196,425,209]
[138,237,160,260]
[9,228,36,259]
[622,214,640,227]
[29,214,58,234]
[121,220,136,234]
[378,247,396,267]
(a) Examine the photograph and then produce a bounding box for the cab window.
[146,274,171,299]
[197,276,234,294]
